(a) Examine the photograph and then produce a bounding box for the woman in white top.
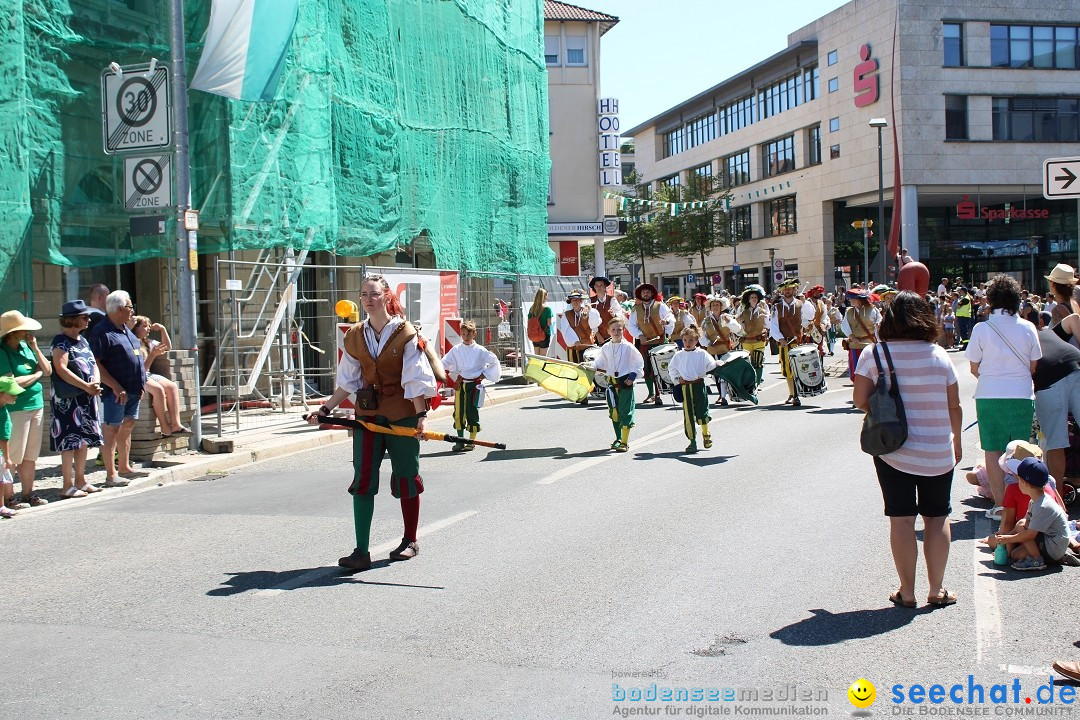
[855,292,962,608]
[965,275,1041,514]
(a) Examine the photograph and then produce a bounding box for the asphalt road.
[4,350,1078,719]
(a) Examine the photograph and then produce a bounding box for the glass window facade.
[945,95,968,140]
[565,36,587,66]
[829,117,840,132]
[723,150,751,187]
[692,163,713,179]
[765,196,797,236]
[943,23,964,67]
[991,25,1080,69]
[807,125,821,165]
[729,205,751,242]
[827,50,838,66]
[762,135,795,178]
[662,112,717,158]
[827,77,838,93]
[992,97,1080,141]
[544,36,559,65]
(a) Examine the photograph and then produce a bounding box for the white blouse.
[442,342,501,383]
[335,317,438,400]
[668,347,720,383]
[594,340,645,379]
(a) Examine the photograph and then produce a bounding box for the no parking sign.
[772,258,786,284]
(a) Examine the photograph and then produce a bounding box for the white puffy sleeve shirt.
[668,348,719,383]
[335,317,438,399]
[441,342,501,383]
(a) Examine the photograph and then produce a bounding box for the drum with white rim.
[649,343,678,389]
[788,344,826,397]
[581,345,609,390]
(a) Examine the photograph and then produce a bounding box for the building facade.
[544,1,619,279]
[627,0,1080,296]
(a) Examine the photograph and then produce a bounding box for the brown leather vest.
[343,320,419,421]
[739,305,767,339]
[634,302,665,345]
[777,299,804,342]
[568,309,595,349]
[845,305,876,349]
[701,315,730,357]
[691,306,707,326]
[593,297,614,341]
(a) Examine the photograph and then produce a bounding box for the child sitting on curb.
[990,458,1071,571]
[0,376,25,518]
[668,326,719,453]
[440,320,501,452]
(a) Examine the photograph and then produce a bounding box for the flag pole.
[170,0,201,448]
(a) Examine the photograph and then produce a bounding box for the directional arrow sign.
[1043,156,1080,199]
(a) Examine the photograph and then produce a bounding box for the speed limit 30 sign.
[101,64,172,154]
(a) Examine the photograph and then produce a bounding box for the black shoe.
[653,395,663,406]
[389,539,419,560]
[792,397,802,407]
[338,548,372,571]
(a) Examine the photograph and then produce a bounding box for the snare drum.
[581,346,609,389]
[649,343,679,387]
[788,344,826,397]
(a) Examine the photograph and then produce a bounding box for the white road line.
[1002,664,1053,676]
[255,510,477,597]
[973,540,1003,666]
[535,410,746,486]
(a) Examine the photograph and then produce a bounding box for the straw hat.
[707,294,731,311]
[0,310,42,338]
[1044,264,1078,286]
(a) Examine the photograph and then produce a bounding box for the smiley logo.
[847,678,876,708]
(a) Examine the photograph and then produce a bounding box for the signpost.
[772,258,785,286]
[1043,156,1080,274]
[102,64,172,154]
[852,219,873,285]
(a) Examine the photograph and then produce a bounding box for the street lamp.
[869,118,888,284]
[1028,236,1042,291]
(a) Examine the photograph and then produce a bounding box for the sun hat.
[589,276,611,287]
[707,294,731,311]
[0,376,25,397]
[634,283,658,301]
[777,278,799,291]
[1045,264,1078,286]
[0,310,42,338]
[807,285,826,298]
[1000,440,1044,480]
[566,290,586,301]
[846,287,869,300]
[59,300,92,317]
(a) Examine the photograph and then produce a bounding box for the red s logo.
[853,44,879,108]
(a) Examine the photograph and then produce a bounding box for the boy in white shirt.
[441,320,501,451]
[668,326,720,453]
[594,317,644,453]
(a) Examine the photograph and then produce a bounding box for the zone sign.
[102,64,172,154]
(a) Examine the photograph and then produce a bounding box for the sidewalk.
[6,376,546,517]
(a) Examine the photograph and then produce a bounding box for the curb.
[4,384,548,518]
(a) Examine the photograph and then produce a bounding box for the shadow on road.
[481,447,569,462]
[944,508,989,541]
[808,407,861,415]
[207,562,446,596]
[770,606,926,646]
[632,451,736,468]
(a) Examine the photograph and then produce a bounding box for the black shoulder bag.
[860,341,908,456]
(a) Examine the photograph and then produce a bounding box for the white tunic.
[441,341,501,383]
[594,340,645,379]
[627,300,675,340]
[335,317,438,399]
[668,347,719,383]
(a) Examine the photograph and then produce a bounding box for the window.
[828,77,838,93]
[829,144,840,159]
[659,174,681,198]
[692,163,713,179]
[762,135,795,178]
[829,117,840,132]
[803,65,819,102]
[945,95,968,140]
[566,36,587,66]
[992,96,1080,141]
[723,150,751,187]
[765,196,797,236]
[807,125,822,165]
[758,72,801,120]
[943,23,963,67]
[661,112,717,158]
[719,95,755,136]
[827,50,838,66]
[992,24,1080,69]
[729,205,751,242]
[544,36,560,66]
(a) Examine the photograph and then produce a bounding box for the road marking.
[255,510,477,597]
[973,540,1003,666]
[1002,664,1053,676]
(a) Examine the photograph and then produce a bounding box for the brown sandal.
[926,589,957,607]
[889,590,916,608]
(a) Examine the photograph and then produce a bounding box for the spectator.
[130,315,191,437]
[0,376,25,517]
[89,291,147,486]
[0,310,52,506]
[937,278,949,298]
[941,303,955,349]
[896,247,913,268]
[85,283,110,334]
[527,289,553,357]
[854,292,962,608]
[1044,264,1077,326]
[50,301,104,497]
[1031,312,1080,484]
[955,288,974,347]
[990,458,1070,571]
[965,274,1041,517]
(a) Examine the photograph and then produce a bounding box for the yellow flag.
[524,354,593,403]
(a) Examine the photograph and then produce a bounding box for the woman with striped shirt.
[854,292,963,609]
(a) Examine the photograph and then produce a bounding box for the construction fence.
[203,256,589,435]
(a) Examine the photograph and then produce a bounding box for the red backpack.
[527,315,546,343]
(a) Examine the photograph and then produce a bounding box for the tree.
[605,170,670,281]
[663,172,733,285]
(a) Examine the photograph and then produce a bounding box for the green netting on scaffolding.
[0,0,553,299]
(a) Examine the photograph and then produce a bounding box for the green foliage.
[659,172,732,279]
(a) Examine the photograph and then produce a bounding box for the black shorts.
[1035,533,1065,565]
[533,339,550,349]
[874,457,953,517]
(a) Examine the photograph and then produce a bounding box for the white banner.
[376,270,460,355]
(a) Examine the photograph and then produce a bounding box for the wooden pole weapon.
[304,414,507,450]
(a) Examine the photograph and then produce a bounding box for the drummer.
[559,290,601,364]
[589,276,622,345]
[690,293,709,326]
[628,283,675,406]
[701,295,742,406]
[736,284,770,388]
[767,278,816,407]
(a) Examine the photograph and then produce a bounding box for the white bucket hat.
[1045,264,1078,286]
